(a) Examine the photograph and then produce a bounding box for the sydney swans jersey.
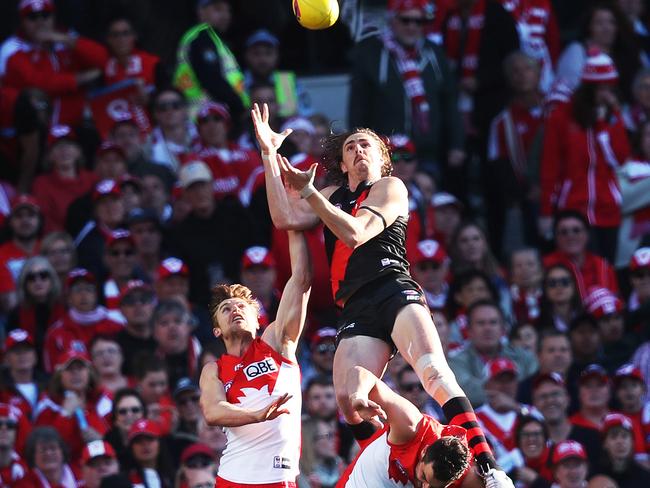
[216,338,301,483]
[324,181,410,305]
[337,416,451,488]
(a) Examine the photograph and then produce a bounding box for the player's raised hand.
[251,103,292,154]
[350,395,386,429]
[276,154,317,194]
[255,393,293,422]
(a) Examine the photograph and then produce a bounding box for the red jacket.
[13,464,81,488]
[0,452,28,487]
[540,102,630,227]
[34,394,108,464]
[43,311,123,373]
[3,36,107,126]
[543,250,618,299]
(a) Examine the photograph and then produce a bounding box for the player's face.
[415,460,448,488]
[214,297,259,339]
[341,133,385,184]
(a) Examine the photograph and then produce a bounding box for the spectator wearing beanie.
[1,0,106,127]
[32,126,96,233]
[540,50,631,263]
[612,365,650,465]
[543,211,618,300]
[410,239,450,309]
[43,268,122,373]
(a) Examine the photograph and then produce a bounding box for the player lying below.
[338,366,515,488]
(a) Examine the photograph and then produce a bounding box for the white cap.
[179,161,213,189]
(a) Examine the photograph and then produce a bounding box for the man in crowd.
[134,355,175,435]
[551,440,590,488]
[80,440,120,488]
[301,328,337,388]
[240,246,280,328]
[410,239,450,309]
[0,404,28,486]
[569,365,612,431]
[612,364,650,464]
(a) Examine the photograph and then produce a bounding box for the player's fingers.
[280,128,293,138]
[262,103,269,122]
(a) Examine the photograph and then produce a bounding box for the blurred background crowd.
[0,0,649,487]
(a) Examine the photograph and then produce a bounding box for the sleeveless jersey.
[324,181,410,306]
[337,416,468,488]
[216,338,301,484]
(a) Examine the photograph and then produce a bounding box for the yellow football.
[292,0,339,30]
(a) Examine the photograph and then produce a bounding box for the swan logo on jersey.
[273,456,292,469]
[243,358,278,380]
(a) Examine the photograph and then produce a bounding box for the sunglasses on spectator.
[391,153,416,163]
[0,420,17,430]
[122,293,155,306]
[632,270,650,279]
[417,261,441,271]
[315,343,336,354]
[185,455,213,469]
[178,395,200,407]
[117,406,142,416]
[557,226,584,236]
[400,382,424,392]
[397,16,426,26]
[26,270,50,283]
[26,11,52,21]
[314,432,335,441]
[109,249,134,258]
[156,100,184,112]
[546,277,571,288]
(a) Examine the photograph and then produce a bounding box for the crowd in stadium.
[0,0,650,486]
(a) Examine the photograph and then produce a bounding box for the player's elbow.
[200,402,223,427]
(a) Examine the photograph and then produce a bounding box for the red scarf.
[382,30,430,134]
[444,0,486,80]
[525,446,553,482]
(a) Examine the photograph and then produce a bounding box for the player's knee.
[414,353,464,401]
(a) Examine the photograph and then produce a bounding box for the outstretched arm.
[199,362,292,427]
[262,230,312,356]
[251,103,320,230]
[347,366,423,445]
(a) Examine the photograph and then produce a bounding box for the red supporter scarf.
[381,30,430,134]
[444,0,486,80]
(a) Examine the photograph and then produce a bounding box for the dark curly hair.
[422,436,470,485]
[321,128,392,185]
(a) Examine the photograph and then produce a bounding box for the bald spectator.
[448,300,538,406]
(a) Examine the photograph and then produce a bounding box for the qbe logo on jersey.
[243,358,278,380]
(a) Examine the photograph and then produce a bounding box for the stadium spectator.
[486,52,544,254]
[133,355,175,436]
[102,230,142,321]
[80,440,120,488]
[349,0,464,171]
[509,248,543,327]
[40,231,76,286]
[239,246,279,328]
[550,440,590,488]
[90,335,129,396]
[569,314,605,374]
[169,378,202,460]
[537,264,583,332]
[126,419,174,487]
[627,248,650,335]
[410,239,450,309]
[118,176,143,217]
[32,126,96,233]
[0,404,28,485]
[16,426,81,488]
[531,373,602,467]
[108,116,147,170]
[431,192,464,248]
[301,328,336,388]
[298,418,347,488]
[6,256,64,360]
[623,69,650,133]
[125,207,164,281]
[43,268,122,373]
[543,211,619,299]
[103,388,146,469]
[594,413,650,488]
[34,351,108,462]
[555,1,640,100]
[146,88,196,171]
[136,165,175,223]
[509,415,554,487]
[448,300,537,406]
[178,442,219,483]
[570,364,612,430]
[1,0,105,127]
[174,0,247,123]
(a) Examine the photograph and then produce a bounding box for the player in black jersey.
[252,103,513,488]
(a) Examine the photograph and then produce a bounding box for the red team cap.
[241,246,276,270]
[81,440,117,466]
[578,364,609,385]
[389,134,417,156]
[92,179,122,202]
[66,268,96,288]
[55,349,91,371]
[197,101,231,125]
[483,358,518,383]
[413,239,448,265]
[388,0,429,13]
[613,364,645,387]
[432,192,463,210]
[532,372,565,391]
[11,194,40,214]
[581,49,619,84]
[119,280,153,303]
[105,229,135,248]
[158,257,189,280]
[128,419,161,443]
[552,440,587,465]
[583,287,623,319]
[180,443,218,464]
[96,141,126,160]
[4,329,34,352]
[601,413,634,436]
[48,125,76,147]
[19,0,54,16]
[312,327,338,346]
[630,247,650,271]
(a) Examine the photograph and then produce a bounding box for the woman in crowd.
[623,69,650,133]
[537,264,583,332]
[15,427,81,488]
[40,231,77,285]
[298,418,347,488]
[126,419,174,487]
[508,415,553,488]
[6,256,65,362]
[104,388,147,469]
[90,335,131,396]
